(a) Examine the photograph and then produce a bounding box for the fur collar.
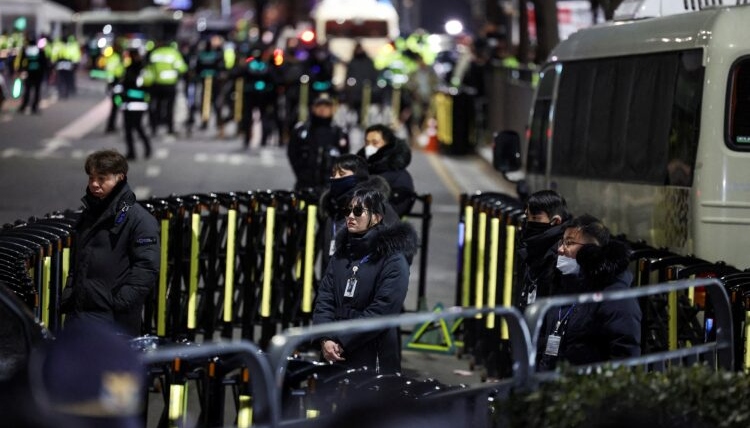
[335,221,418,262]
[357,138,412,173]
[576,239,632,289]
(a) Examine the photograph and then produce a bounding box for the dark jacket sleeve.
[597,291,642,359]
[111,209,160,312]
[287,124,312,181]
[380,170,416,216]
[312,262,338,326]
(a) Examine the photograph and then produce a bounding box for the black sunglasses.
[342,205,368,217]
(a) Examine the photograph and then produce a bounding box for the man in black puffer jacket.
[62,150,160,336]
[537,214,641,371]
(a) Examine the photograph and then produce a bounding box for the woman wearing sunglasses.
[313,187,418,374]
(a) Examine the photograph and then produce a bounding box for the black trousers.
[124,109,151,159]
[149,84,177,134]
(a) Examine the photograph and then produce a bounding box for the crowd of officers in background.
[1,22,512,151]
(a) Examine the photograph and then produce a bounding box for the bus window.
[324,20,389,38]
[727,58,750,149]
[550,49,703,186]
[527,65,558,174]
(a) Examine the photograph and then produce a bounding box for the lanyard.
[351,254,370,277]
[553,304,576,335]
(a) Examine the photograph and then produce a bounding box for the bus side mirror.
[492,130,522,173]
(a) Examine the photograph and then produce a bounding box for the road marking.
[34,137,71,157]
[1,148,22,158]
[425,152,462,199]
[154,148,169,159]
[145,165,161,177]
[55,98,110,140]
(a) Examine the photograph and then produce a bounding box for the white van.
[494,3,750,268]
[311,0,399,88]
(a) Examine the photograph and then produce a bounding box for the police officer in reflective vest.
[105,44,125,133]
[17,36,48,114]
[146,40,187,136]
[121,49,152,160]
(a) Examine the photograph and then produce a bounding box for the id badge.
[544,334,562,356]
[344,277,357,297]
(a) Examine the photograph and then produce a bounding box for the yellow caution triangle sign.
[404,303,456,354]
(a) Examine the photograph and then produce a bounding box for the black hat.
[312,95,334,106]
[31,320,145,428]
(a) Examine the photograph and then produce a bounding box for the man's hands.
[321,339,345,363]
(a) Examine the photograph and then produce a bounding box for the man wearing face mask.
[537,214,641,371]
[287,96,350,194]
[516,190,572,310]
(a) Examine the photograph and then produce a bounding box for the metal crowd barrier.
[139,341,276,428]
[266,306,531,428]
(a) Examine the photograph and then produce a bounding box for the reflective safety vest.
[148,46,187,85]
[65,38,82,63]
[105,52,125,83]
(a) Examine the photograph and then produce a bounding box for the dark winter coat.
[312,221,418,373]
[516,221,568,310]
[537,239,641,370]
[62,181,160,336]
[356,139,416,216]
[344,52,379,105]
[287,116,350,193]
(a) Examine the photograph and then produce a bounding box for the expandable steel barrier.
[0,189,433,345]
[455,192,525,377]
[0,215,76,333]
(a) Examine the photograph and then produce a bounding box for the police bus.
[311,0,399,87]
[493,1,750,268]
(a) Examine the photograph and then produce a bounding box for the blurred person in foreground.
[537,214,641,371]
[313,188,417,374]
[62,149,160,336]
[29,320,146,428]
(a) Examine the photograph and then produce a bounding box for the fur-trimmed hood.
[335,221,418,262]
[576,239,632,290]
[356,138,412,173]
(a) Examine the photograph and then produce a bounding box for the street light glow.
[445,19,463,35]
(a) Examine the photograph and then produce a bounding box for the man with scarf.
[287,96,350,194]
[516,190,572,310]
[61,150,160,336]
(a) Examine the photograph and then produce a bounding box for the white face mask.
[556,255,580,276]
[364,145,379,158]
